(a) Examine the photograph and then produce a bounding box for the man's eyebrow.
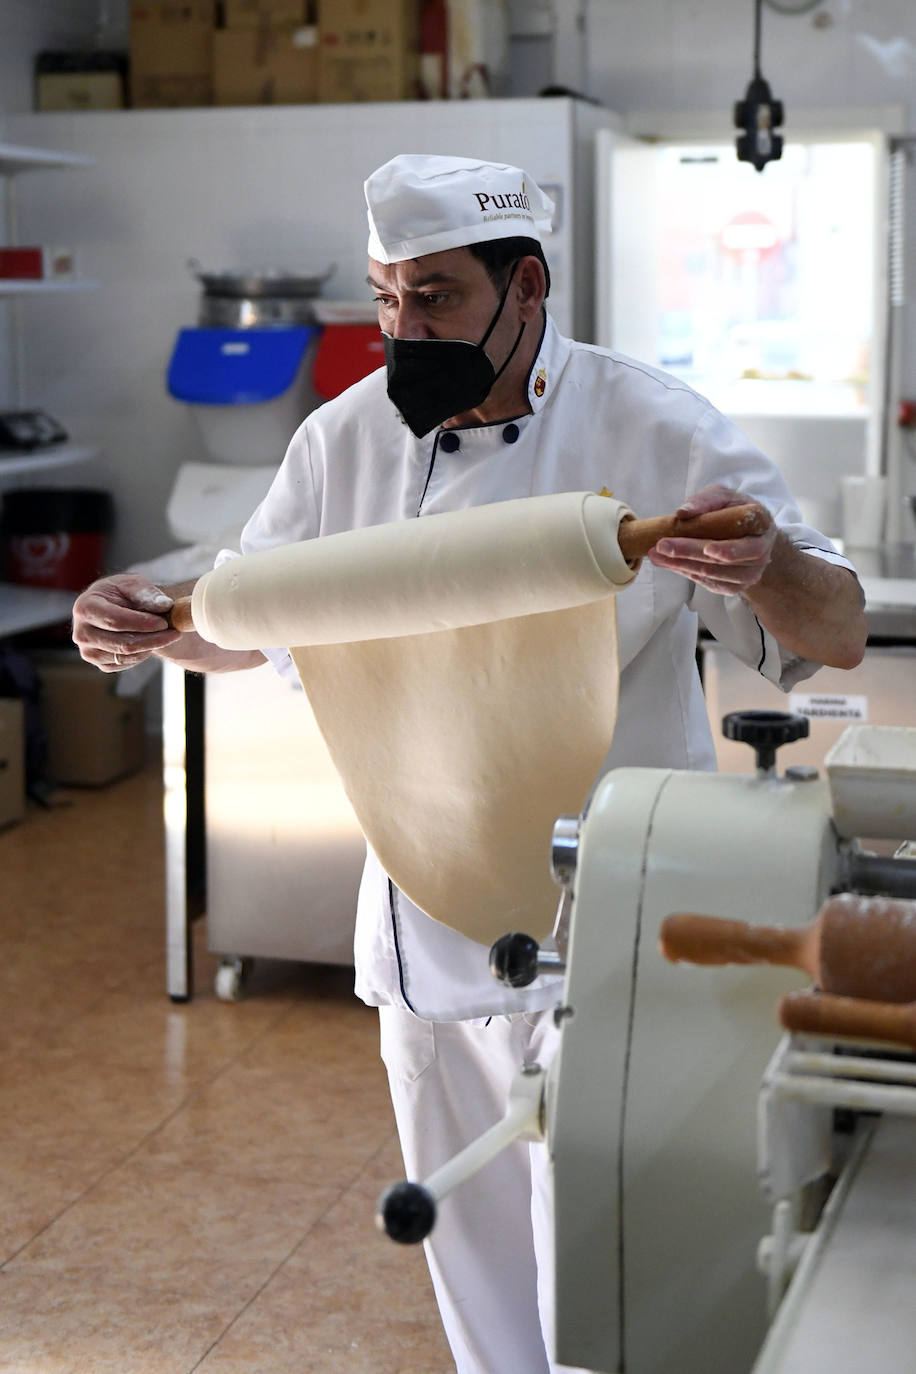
[366,273,463,291]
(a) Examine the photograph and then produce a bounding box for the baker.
[72,153,867,1374]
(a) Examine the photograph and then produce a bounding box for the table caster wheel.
[215,956,252,1002]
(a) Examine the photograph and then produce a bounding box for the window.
[654,141,875,416]
[601,133,883,421]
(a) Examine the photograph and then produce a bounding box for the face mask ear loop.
[491,320,526,386]
[478,259,526,385]
[477,259,519,351]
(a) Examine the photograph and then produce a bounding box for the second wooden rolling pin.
[165,500,769,635]
[659,895,916,1003]
[779,990,916,1052]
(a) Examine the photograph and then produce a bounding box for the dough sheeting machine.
[378,715,916,1373]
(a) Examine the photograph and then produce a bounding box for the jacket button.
[502,423,520,444]
[439,431,461,452]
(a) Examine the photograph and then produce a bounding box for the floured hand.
[71,574,179,672]
[646,484,776,595]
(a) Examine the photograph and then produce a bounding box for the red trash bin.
[2,488,114,591]
[312,324,386,400]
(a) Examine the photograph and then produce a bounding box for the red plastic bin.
[312,324,386,401]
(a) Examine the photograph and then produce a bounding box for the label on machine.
[789,692,868,722]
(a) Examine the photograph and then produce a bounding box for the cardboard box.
[129,0,215,108]
[33,652,147,787]
[213,24,318,104]
[222,0,311,27]
[0,699,25,830]
[35,50,128,112]
[318,0,420,103]
[37,71,125,111]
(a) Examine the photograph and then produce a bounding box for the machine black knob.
[376,1181,437,1244]
[722,710,809,773]
[489,932,540,987]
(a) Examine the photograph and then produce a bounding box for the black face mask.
[383,262,525,438]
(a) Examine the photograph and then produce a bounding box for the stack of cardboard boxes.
[129,0,217,107]
[31,652,148,789]
[315,0,421,103]
[213,0,318,106]
[0,658,148,823]
[128,0,422,109]
[0,699,24,831]
[35,51,129,112]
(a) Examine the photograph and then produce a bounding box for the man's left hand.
[647,484,777,595]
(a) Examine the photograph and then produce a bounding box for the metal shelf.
[0,443,99,478]
[0,279,98,295]
[0,582,75,639]
[1,140,97,412]
[0,143,95,176]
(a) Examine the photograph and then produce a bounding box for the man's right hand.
[71,574,181,673]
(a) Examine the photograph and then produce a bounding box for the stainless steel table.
[162,659,367,1002]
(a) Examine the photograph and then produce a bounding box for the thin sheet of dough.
[291,596,618,944]
[191,492,636,944]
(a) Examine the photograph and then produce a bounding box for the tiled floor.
[0,758,454,1373]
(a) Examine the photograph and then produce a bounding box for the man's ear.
[516,255,547,320]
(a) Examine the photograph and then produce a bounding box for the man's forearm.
[742,535,867,670]
[156,634,266,674]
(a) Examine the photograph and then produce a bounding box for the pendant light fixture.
[734,0,784,172]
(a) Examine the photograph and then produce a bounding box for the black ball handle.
[376,1181,437,1244]
[489,931,540,987]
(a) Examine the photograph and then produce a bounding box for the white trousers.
[378,1004,593,1374]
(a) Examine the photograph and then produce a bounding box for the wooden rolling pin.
[168,597,195,633]
[618,502,769,560]
[165,502,769,635]
[780,989,916,1052]
[659,896,916,1004]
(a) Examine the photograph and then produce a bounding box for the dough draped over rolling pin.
[190,491,637,650]
[191,491,637,945]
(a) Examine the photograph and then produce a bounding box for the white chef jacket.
[222,312,855,1021]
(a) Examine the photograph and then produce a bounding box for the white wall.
[585,0,916,123]
[735,413,867,538]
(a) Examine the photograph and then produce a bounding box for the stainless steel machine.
[377,716,916,1374]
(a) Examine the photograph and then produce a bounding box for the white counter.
[0,583,74,638]
[861,576,916,610]
[842,544,916,633]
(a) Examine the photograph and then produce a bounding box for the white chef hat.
[365,153,555,264]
